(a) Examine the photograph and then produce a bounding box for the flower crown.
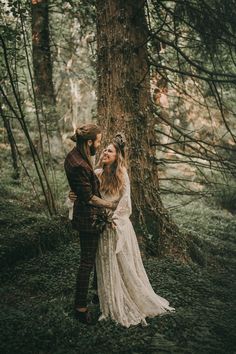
[112,132,126,151]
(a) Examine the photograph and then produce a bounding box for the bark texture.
[31,0,55,103]
[31,0,64,156]
[96,0,187,259]
[1,108,20,180]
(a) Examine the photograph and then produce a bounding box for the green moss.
[0,181,77,269]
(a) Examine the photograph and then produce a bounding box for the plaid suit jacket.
[64,147,103,233]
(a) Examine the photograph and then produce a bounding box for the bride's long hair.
[98,137,127,196]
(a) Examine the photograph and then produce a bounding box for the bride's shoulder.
[121,167,130,181]
[121,166,127,174]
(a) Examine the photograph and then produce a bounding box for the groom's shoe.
[74,309,96,325]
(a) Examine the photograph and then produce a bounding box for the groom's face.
[89,133,102,156]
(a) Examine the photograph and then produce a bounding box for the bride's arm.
[68,190,117,210]
[68,168,117,210]
[112,170,132,222]
[88,195,117,210]
[90,167,118,209]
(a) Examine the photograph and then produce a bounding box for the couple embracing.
[64,123,175,328]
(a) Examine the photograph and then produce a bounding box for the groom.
[64,123,116,325]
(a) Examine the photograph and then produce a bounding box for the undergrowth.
[0,174,235,353]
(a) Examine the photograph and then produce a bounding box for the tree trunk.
[1,107,20,180]
[31,0,64,158]
[31,0,55,103]
[96,0,188,260]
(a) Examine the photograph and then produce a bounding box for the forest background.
[0,0,236,353]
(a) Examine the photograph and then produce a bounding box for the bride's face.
[101,144,117,165]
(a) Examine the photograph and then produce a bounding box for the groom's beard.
[89,143,96,156]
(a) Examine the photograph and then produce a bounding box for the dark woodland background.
[0,0,236,353]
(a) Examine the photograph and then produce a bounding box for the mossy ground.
[0,174,235,354]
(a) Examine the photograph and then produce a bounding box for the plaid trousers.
[74,231,100,308]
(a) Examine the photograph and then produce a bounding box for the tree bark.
[96,0,188,260]
[31,0,55,104]
[1,107,20,180]
[31,0,64,158]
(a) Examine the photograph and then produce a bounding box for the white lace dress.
[95,169,175,328]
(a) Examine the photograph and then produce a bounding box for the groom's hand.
[69,191,77,202]
[97,149,105,167]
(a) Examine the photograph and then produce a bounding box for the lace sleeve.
[112,170,132,221]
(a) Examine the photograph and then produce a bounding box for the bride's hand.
[69,190,77,202]
[110,201,118,210]
[111,221,117,229]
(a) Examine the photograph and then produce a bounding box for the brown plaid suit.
[64,147,103,307]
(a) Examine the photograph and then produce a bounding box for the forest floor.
[0,172,236,354]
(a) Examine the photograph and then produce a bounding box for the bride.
[93,133,175,328]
